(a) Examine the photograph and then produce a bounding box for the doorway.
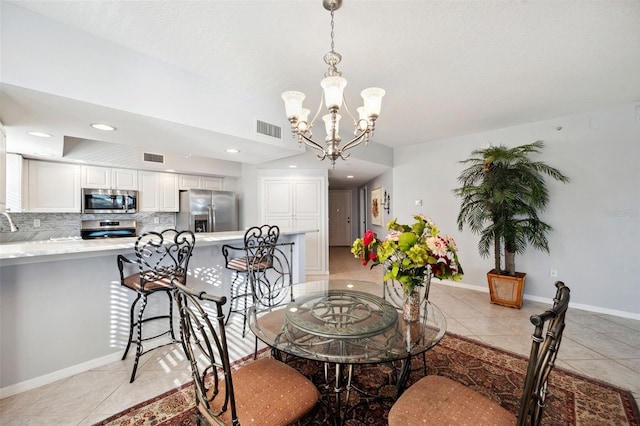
[358,185,368,237]
[328,190,353,246]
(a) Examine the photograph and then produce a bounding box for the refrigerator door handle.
[207,206,214,232]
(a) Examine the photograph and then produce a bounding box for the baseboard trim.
[435,280,640,320]
[0,351,122,399]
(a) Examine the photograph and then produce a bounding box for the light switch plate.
[415,199,423,206]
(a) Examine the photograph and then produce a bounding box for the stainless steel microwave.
[82,188,138,214]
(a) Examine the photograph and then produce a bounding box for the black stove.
[80,219,137,240]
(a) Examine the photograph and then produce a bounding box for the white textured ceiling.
[2,0,640,186]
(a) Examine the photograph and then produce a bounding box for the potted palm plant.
[454,141,569,308]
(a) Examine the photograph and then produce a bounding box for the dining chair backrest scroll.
[388,281,571,426]
[174,279,319,426]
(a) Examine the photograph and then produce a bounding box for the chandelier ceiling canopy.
[282,0,385,167]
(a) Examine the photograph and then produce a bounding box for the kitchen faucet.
[1,212,19,232]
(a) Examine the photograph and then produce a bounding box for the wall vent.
[256,119,282,140]
[143,152,165,164]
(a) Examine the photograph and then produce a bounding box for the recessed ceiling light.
[90,123,116,131]
[225,148,240,153]
[27,131,53,138]
[165,169,176,173]
[289,165,298,168]
[347,175,354,179]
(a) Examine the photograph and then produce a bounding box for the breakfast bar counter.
[0,229,313,395]
[0,230,311,266]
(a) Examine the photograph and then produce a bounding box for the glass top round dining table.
[248,279,447,365]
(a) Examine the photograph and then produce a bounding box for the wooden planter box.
[486,270,526,308]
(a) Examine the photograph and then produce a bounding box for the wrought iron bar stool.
[117,229,195,382]
[221,224,279,337]
[247,241,295,358]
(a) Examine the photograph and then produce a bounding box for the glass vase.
[402,287,421,322]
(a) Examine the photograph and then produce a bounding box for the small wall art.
[371,187,383,226]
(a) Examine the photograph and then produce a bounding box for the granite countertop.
[0,229,316,266]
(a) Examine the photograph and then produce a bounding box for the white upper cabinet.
[178,174,223,191]
[81,165,138,190]
[0,122,6,212]
[159,173,179,211]
[26,160,81,213]
[178,174,200,190]
[112,168,138,190]
[5,153,24,212]
[139,171,179,212]
[201,176,223,190]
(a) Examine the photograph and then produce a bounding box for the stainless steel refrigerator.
[176,189,238,233]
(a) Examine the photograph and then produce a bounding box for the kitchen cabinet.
[81,165,138,190]
[26,160,81,212]
[5,153,25,212]
[0,122,5,212]
[178,174,223,190]
[260,176,327,274]
[138,171,179,212]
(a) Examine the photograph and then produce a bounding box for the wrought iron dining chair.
[222,224,280,337]
[388,281,570,426]
[117,229,196,383]
[247,241,295,358]
[174,279,319,426]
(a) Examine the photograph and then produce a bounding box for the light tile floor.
[1,247,639,424]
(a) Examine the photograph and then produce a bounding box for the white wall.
[393,102,640,317]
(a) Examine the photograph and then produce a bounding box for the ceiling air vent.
[143,152,165,164]
[256,119,282,140]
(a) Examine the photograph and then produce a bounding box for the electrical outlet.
[550,269,558,278]
[33,219,41,228]
[153,217,160,224]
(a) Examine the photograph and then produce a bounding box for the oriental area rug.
[94,334,640,426]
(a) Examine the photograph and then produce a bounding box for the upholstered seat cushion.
[122,273,183,292]
[388,375,516,426]
[200,358,319,426]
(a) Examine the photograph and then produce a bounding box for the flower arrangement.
[351,214,464,294]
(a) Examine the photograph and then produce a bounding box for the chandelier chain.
[330,4,335,53]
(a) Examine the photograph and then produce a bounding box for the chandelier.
[281,0,385,167]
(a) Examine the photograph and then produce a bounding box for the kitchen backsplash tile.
[0,212,176,243]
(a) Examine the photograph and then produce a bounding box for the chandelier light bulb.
[356,107,369,131]
[361,87,385,117]
[321,76,347,109]
[323,113,341,138]
[281,91,305,119]
[297,108,311,132]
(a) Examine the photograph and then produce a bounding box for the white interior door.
[329,190,352,246]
